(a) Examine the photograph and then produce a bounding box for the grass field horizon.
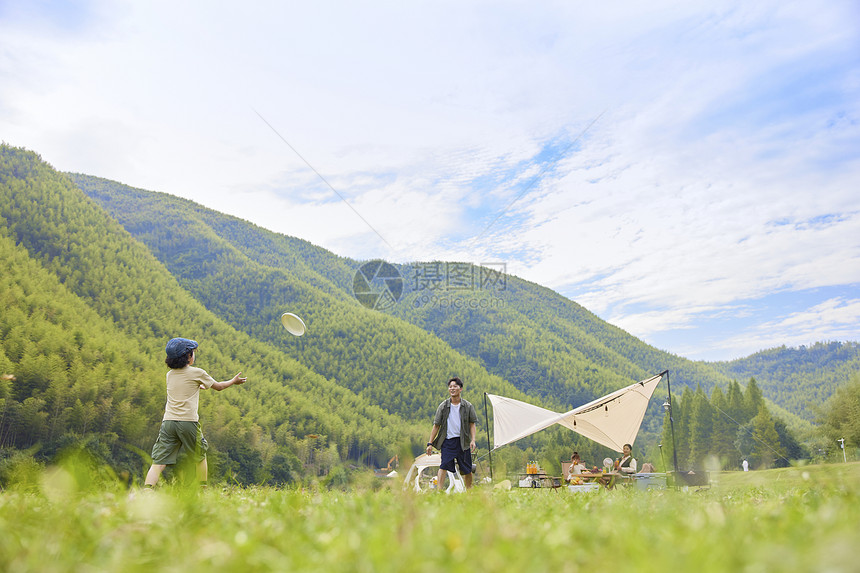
[1,461,857,572]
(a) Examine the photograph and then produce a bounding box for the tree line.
[660,378,805,471]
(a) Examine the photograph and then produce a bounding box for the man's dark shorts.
[150,420,209,465]
[440,437,472,475]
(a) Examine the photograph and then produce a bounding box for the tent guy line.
[253,107,396,251]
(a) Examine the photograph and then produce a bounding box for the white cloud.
[768,297,860,330]
[703,297,860,359]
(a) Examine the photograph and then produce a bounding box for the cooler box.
[568,483,600,493]
[633,473,667,490]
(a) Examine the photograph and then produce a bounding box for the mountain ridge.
[67,171,854,428]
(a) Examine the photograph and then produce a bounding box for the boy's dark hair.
[166,351,193,369]
[448,376,463,388]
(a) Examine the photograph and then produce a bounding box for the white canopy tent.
[486,371,666,452]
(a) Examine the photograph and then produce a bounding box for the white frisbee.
[280,312,306,336]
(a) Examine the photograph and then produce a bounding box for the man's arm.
[426,425,440,455]
[469,422,477,452]
[211,372,247,392]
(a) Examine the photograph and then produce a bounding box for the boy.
[144,337,246,487]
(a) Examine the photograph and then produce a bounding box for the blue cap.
[165,337,198,360]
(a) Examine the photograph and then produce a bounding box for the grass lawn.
[1,462,857,572]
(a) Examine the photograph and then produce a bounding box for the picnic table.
[517,472,564,490]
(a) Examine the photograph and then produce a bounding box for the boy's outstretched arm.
[211,372,247,391]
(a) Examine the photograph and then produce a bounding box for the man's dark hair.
[448,376,463,388]
[166,351,193,369]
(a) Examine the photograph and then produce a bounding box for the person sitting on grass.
[144,337,246,489]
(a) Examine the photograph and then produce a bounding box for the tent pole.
[483,392,493,481]
[666,371,680,476]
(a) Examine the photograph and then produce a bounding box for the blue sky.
[1,1,858,361]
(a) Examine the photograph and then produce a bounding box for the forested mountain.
[68,171,859,429]
[1,145,488,483]
[68,174,536,421]
[391,273,738,424]
[70,174,737,427]
[713,342,860,422]
[69,172,836,435]
[66,171,857,433]
[2,143,856,485]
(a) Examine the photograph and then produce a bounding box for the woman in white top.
[617,443,638,475]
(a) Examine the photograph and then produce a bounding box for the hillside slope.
[69,174,537,422]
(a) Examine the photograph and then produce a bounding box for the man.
[426,377,478,490]
[144,337,246,488]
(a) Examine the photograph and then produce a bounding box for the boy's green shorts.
[150,420,209,465]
